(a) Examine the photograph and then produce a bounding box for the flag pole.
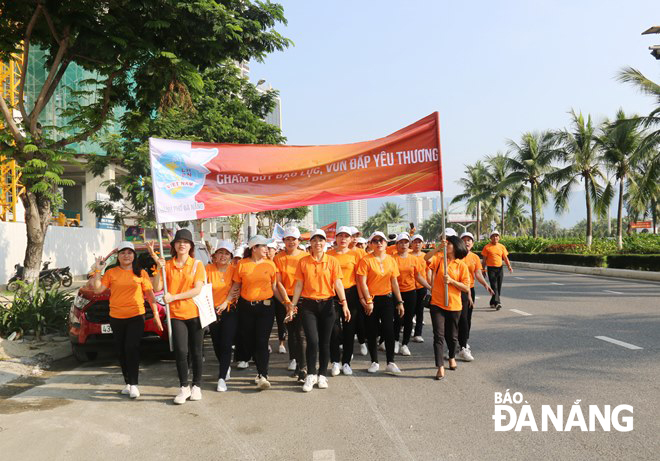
[157,224,173,352]
[434,112,449,306]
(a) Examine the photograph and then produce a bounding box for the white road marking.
[509,309,532,316]
[595,336,643,350]
[550,282,564,285]
[475,296,480,299]
[515,277,525,280]
[603,290,624,295]
[313,450,336,461]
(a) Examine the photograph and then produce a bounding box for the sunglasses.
[371,238,385,244]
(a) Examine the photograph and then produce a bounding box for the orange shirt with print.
[295,254,343,299]
[165,258,205,320]
[412,253,430,289]
[393,253,422,293]
[482,243,509,267]
[101,267,153,319]
[327,249,359,289]
[462,252,482,288]
[428,257,470,311]
[206,264,235,307]
[274,251,307,296]
[233,258,278,302]
[356,253,400,297]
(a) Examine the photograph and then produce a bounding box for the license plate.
[101,324,113,334]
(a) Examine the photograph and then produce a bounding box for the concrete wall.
[0,221,122,285]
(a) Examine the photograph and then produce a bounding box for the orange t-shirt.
[393,253,424,293]
[356,253,400,297]
[482,243,509,267]
[101,267,152,319]
[428,257,470,311]
[295,254,342,299]
[274,251,307,296]
[326,249,360,289]
[463,252,482,288]
[206,264,235,307]
[165,257,205,320]
[233,258,278,302]
[351,247,367,260]
[386,245,397,255]
[412,253,429,289]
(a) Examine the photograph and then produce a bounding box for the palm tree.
[484,152,516,236]
[419,211,444,241]
[617,67,660,149]
[505,201,531,236]
[504,131,559,238]
[451,161,489,238]
[554,111,610,246]
[380,202,405,225]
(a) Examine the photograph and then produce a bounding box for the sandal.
[435,367,446,380]
[448,359,458,370]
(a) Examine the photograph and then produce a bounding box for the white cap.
[283,227,301,239]
[215,240,235,256]
[490,230,500,237]
[267,241,278,249]
[350,226,361,235]
[368,231,387,242]
[460,232,475,241]
[395,232,411,242]
[248,235,272,248]
[234,246,244,258]
[310,228,327,240]
[336,226,352,236]
[277,242,285,251]
[117,241,135,252]
[444,228,458,237]
[411,234,424,242]
[356,237,367,244]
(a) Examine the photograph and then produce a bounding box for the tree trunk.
[531,182,537,238]
[476,202,481,239]
[21,191,52,283]
[653,199,658,235]
[585,179,593,247]
[616,176,624,250]
[500,196,505,236]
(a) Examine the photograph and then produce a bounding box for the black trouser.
[339,285,360,365]
[109,315,145,386]
[274,298,288,342]
[413,287,427,337]
[209,308,238,380]
[487,266,503,306]
[458,287,475,349]
[429,305,460,367]
[355,296,367,345]
[236,298,275,377]
[399,289,417,345]
[301,298,336,376]
[329,301,343,364]
[171,317,204,387]
[366,294,395,363]
[287,306,306,375]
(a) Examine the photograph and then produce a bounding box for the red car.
[68,242,211,361]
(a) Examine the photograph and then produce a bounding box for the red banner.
[630,221,652,229]
[149,112,442,223]
[300,221,337,240]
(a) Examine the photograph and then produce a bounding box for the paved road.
[1,268,658,460]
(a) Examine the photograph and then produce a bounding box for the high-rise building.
[406,194,436,226]
[314,199,367,229]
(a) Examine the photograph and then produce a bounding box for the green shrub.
[606,254,660,271]
[509,252,606,267]
[621,234,660,254]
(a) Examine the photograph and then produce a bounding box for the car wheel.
[72,344,98,362]
[61,274,73,287]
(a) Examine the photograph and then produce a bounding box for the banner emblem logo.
[153,148,217,200]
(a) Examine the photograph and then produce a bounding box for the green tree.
[484,152,517,236]
[0,0,290,282]
[451,161,489,238]
[617,67,660,150]
[419,211,444,241]
[361,202,405,236]
[256,207,310,236]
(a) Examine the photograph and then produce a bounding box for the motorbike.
[6,261,68,291]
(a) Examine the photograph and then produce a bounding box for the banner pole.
[440,191,448,306]
[157,224,173,352]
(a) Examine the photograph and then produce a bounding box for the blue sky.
[250,1,658,226]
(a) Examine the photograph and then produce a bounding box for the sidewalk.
[0,335,72,386]
[512,261,660,282]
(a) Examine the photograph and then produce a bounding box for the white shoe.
[254,374,260,384]
[217,379,227,392]
[317,375,328,389]
[378,342,386,352]
[287,359,297,371]
[237,361,249,369]
[411,335,424,343]
[173,386,191,405]
[341,363,353,375]
[278,344,286,354]
[302,374,317,392]
[466,343,471,350]
[394,341,400,355]
[129,385,140,399]
[225,367,231,380]
[268,345,272,353]
[120,384,131,395]
[360,343,368,356]
[331,362,341,377]
[386,362,402,374]
[190,385,202,401]
[256,375,271,390]
[457,347,474,362]
[367,362,380,373]
[400,344,411,356]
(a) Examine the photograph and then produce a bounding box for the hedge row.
[508,253,660,272]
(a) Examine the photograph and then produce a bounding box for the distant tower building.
[314,199,366,229]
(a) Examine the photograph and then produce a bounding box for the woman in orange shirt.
[356,231,405,374]
[410,234,431,343]
[289,229,348,392]
[206,241,238,392]
[89,241,162,399]
[152,229,205,404]
[393,233,432,357]
[428,235,470,380]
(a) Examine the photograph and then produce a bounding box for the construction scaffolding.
[1,53,24,221]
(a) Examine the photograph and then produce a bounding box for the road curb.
[512,261,660,282]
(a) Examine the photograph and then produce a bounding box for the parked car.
[68,241,211,361]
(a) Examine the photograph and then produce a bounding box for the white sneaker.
[457,347,474,362]
[173,386,191,405]
[317,375,328,389]
[254,374,260,384]
[287,359,297,371]
[367,362,380,373]
[400,344,411,356]
[225,367,231,380]
[256,375,271,390]
[331,362,341,377]
[217,379,227,392]
[360,343,368,356]
[120,384,131,395]
[341,363,353,375]
[378,342,386,352]
[411,335,424,343]
[237,361,249,369]
[278,344,286,354]
[394,341,400,355]
[129,385,140,399]
[386,362,402,374]
[466,343,471,350]
[268,345,272,353]
[302,374,317,392]
[190,385,202,401]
